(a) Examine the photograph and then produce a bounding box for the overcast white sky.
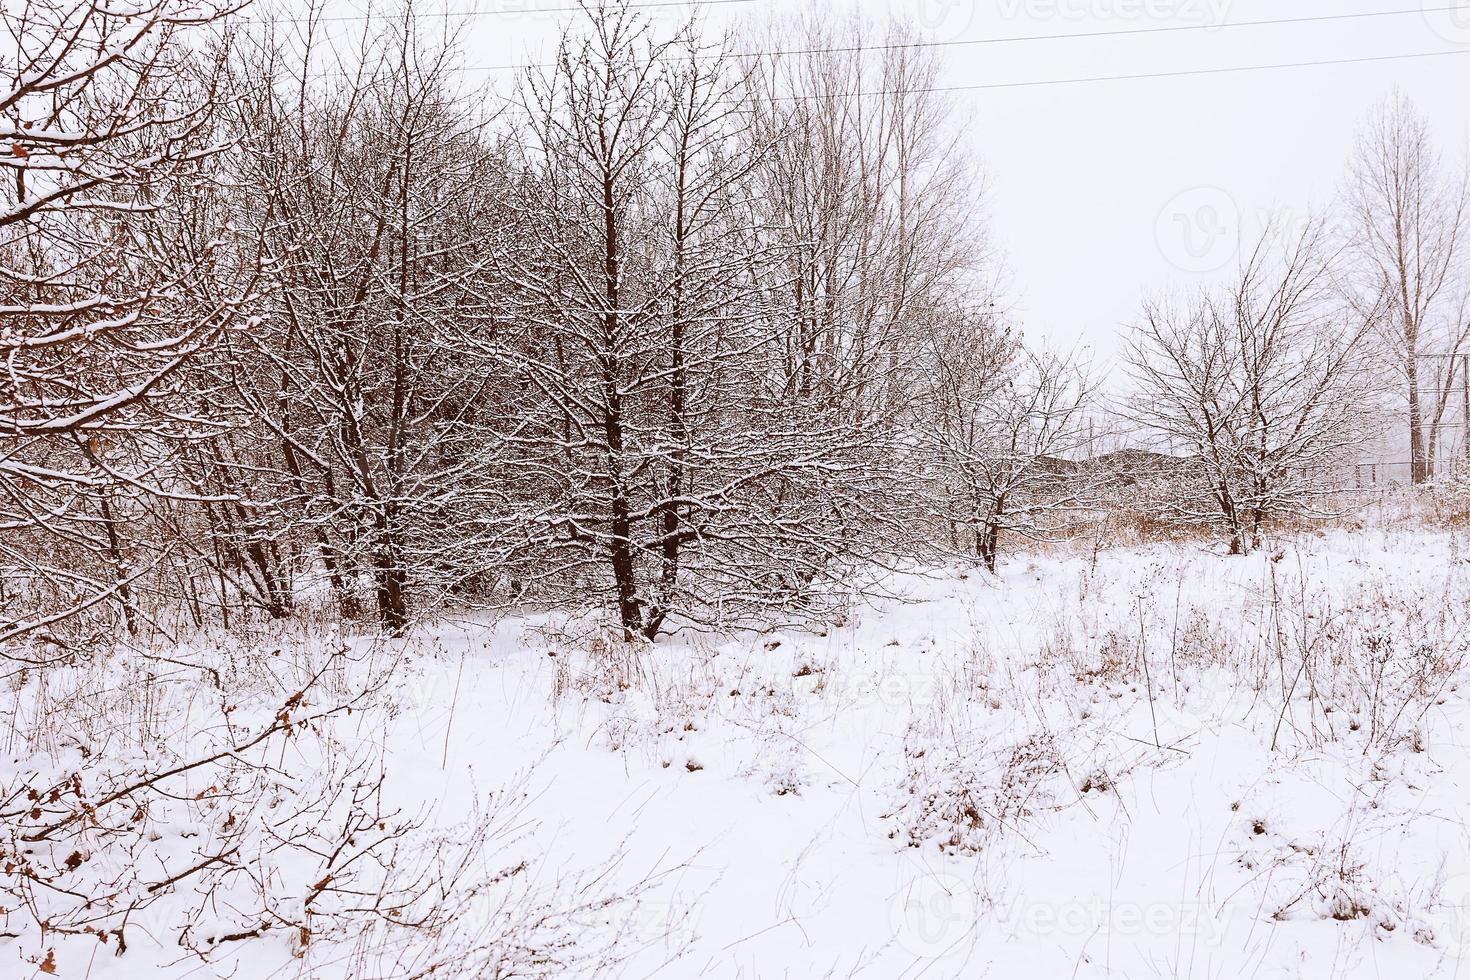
[291,0,1470,372]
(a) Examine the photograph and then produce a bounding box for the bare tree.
[493,2,927,640]
[0,0,254,646]
[218,10,508,632]
[920,314,1094,571]
[0,0,1004,644]
[1124,219,1377,554]
[743,9,982,425]
[1347,91,1470,483]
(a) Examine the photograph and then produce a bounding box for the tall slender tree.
[1348,91,1470,483]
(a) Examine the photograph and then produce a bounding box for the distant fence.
[1346,457,1469,488]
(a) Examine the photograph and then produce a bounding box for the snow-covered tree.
[491,4,933,639]
[921,318,1094,571]
[1347,92,1470,483]
[218,14,509,631]
[1125,218,1378,553]
[0,0,253,646]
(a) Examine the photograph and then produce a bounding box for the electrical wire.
[451,4,1470,72]
[246,0,760,25]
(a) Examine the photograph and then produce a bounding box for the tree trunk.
[600,134,644,642]
[100,497,139,636]
[1408,358,1428,483]
[979,527,999,573]
[977,507,1001,573]
[372,535,408,634]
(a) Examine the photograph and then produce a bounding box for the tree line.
[1,0,1464,646]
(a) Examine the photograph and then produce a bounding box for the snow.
[9,528,1470,977]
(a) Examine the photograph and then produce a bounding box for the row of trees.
[1,0,1099,645]
[1119,94,1470,554]
[1,0,1461,647]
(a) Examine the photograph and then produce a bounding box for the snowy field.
[8,0,1470,977]
[5,527,1470,978]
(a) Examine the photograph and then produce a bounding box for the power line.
[246,0,760,26]
[277,1,1470,94]
[260,3,1470,75]
[301,45,1470,93]
[450,4,1470,73]
[721,48,1470,100]
[891,48,1470,96]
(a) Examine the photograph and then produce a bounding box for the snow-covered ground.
[8,528,1470,978]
